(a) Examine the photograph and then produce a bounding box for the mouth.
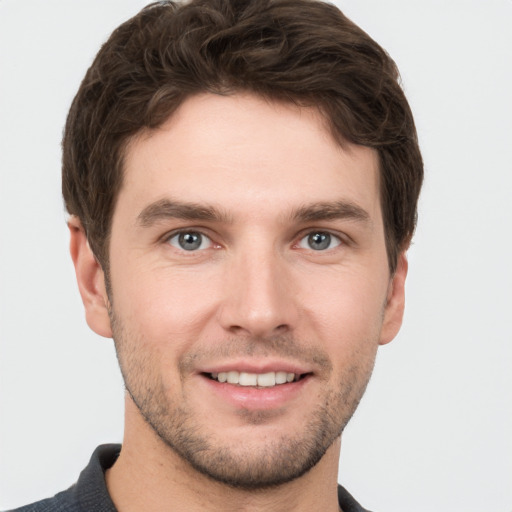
[203,371,309,388]
[198,365,314,410]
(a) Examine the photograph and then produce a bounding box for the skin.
[69,93,407,512]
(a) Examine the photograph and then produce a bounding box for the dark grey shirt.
[8,444,371,512]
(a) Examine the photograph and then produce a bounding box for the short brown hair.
[62,0,423,273]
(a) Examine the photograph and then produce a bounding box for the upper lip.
[197,359,313,376]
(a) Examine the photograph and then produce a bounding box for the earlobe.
[68,216,113,338]
[379,252,408,345]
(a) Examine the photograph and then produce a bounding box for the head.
[65,0,423,491]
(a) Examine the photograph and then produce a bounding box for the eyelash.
[165,230,216,252]
[296,231,343,251]
[163,228,346,254]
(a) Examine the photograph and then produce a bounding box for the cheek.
[111,263,221,349]
[110,268,218,394]
[304,267,388,352]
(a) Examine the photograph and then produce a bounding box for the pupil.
[309,232,330,250]
[179,232,201,250]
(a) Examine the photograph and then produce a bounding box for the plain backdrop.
[1,1,511,511]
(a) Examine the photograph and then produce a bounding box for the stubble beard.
[110,309,376,490]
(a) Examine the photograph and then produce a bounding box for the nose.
[217,248,299,338]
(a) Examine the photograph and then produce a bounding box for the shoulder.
[5,444,120,512]
[5,485,78,512]
[338,484,374,512]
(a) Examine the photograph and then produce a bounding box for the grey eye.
[168,231,212,251]
[298,232,341,251]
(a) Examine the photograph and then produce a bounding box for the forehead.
[119,93,381,223]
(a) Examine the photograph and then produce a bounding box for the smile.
[207,371,305,387]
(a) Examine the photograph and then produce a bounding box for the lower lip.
[199,374,311,410]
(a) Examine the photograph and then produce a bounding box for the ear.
[379,251,408,345]
[68,216,112,338]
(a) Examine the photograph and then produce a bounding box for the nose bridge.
[218,240,297,336]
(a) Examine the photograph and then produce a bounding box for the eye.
[298,231,342,251]
[167,231,213,251]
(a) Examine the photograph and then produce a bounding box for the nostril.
[227,323,289,336]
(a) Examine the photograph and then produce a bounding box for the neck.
[106,396,342,512]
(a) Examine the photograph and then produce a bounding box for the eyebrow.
[137,198,232,227]
[136,198,371,228]
[291,200,371,225]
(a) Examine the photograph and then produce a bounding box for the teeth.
[275,371,287,384]
[239,372,258,386]
[227,371,239,384]
[210,371,299,387]
[257,372,275,387]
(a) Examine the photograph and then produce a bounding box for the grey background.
[1,1,511,510]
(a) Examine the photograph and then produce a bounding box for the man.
[11,0,422,510]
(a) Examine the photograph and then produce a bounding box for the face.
[78,93,406,489]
